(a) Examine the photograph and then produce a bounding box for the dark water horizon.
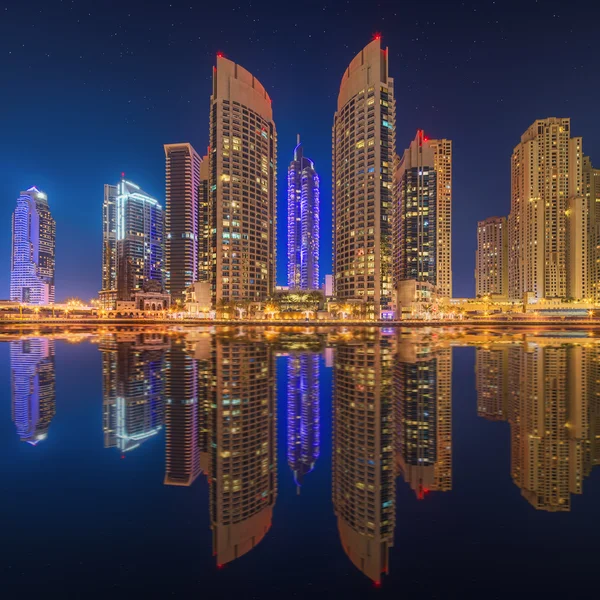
[1,326,599,599]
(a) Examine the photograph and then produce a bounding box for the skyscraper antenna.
[297,133,300,145]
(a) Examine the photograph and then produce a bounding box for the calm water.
[1,325,599,599]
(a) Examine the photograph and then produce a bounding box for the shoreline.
[1,317,599,329]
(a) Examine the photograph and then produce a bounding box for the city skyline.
[3,2,599,301]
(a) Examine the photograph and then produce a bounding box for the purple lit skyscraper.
[287,136,320,289]
[10,187,56,305]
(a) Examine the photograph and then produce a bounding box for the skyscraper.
[100,178,165,309]
[287,353,320,490]
[208,54,277,305]
[10,187,56,305]
[582,156,600,302]
[10,338,56,445]
[332,38,395,318]
[508,118,584,301]
[393,131,453,304]
[430,138,453,299]
[394,131,438,289]
[332,333,395,583]
[287,136,320,290]
[164,143,206,304]
[475,216,508,299]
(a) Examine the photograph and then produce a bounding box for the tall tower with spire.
[287,135,320,289]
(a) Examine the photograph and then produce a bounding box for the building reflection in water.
[164,337,202,485]
[208,332,277,566]
[10,337,56,445]
[99,333,168,453]
[17,326,600,579]
[475,337,600,511]
[395,338,453,498]
[287,353,320,491]
[332,331,395,584]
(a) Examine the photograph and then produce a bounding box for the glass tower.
[394,130,438,287]
[101,178,165,307]
[287,136,320,289]
[10,187,56,305]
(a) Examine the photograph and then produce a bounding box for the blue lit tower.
[287,353,320,490]
[287,136,320,290]
[10,338,56,445]
[10,187,56,305]
[100,178,165,308]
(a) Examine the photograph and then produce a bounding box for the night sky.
[1,0,599,301]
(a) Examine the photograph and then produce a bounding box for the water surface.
[1,326,599,598]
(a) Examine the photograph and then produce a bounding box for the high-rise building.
[395,339,452,498]
[100,333,168,453]
[287,354,320,490]
[100,178,165,309]
[582,156,600,302]
[430,138,453,298]
[287,136,320,290]
[332,38,395,318]
[508,118,584,301]
[10,187,56,305]
[209,333,277,565]
[475,216,508,299]
[208,54,277,305]
[393,131,453,303]
[164,143,206,304]
[10,338,56,445]
[394,131,438,289]
[332,333,395,583]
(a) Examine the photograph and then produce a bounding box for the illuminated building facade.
[10,338,56,445]
[332,38,395,318]
[582,156,600,302]
[394,131,438,291]
[164,143,207,304]
[393,132,453,303]
[332,333,395,583]
[430,138,453,299]
[508,118,584,300]
[287,353,320,489]
[395,340,452,497]
[209,334,277,565]
[164,339,202,486]
[475,216,508,299]
[100,178,165,309]
[209,54,277,304]
[287,136,320,290]
[100,333,168,453]
[10,187,55,305]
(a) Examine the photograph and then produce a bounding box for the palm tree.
[216,298,232,319]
